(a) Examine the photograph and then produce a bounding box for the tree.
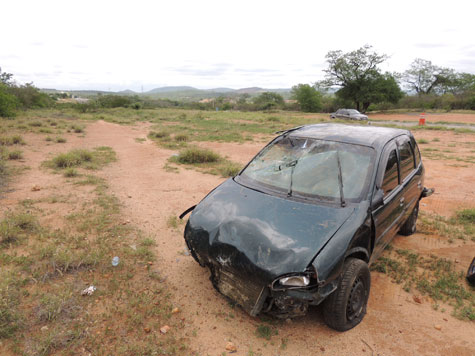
[253,92,284,110]
[0,67,14,85]
[291,84,322,112]
[319,45,401,112]
[0,83,19,117]
[402,58,454,95]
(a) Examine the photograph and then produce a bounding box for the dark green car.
[182,123,432,331]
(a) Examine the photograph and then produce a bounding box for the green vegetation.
[372,249,475,320]
[291,84,322,112]
[418,138,429,144]
[169,146,242,178]
[176,147,220,164]
[6,149,23,160]
[0,166,188,354]
[46,147,116,170]
[419,209,475,242]
[256,324,278,340]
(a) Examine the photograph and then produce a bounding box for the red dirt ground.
[2,118,474,355]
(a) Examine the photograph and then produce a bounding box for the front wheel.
[322,258,370,331]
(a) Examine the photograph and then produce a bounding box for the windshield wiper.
[335,151,347,207]
[286,159,298,197]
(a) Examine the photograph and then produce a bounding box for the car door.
[371,140,406,259]
[336,110,346,119]
[396,135,420,223]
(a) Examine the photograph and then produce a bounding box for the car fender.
[311,202,371,286]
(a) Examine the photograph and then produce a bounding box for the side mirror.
[372,188,384,210]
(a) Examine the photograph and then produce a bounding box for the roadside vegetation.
[373,208,475,320]
[0,142,189,354]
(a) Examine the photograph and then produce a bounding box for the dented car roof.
[288,123,410,149]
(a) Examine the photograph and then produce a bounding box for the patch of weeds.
[256,324,278,340]
[417,138,429,144]
[432,138,440,142]
[174,134,189,142]
[373,248,475,320]
[71,124,84,133]
[167,215,180,229]
[212,161,242,177]
[0,211,37,245]
[36,289,80,322]
[0,271,22,338]
[28,120,43,127]
[63,167,79,177]
[45,136,53,142]
[74,174,103,186]
[55,136,67,143]
[148,130,170,140]
[45,146,116,170]
[135,137,146,143]
[175,146,220,164]
[0,135,25,146]
[39,127,53,134]
[7,149,23,160]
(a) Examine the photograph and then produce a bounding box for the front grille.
[214,268,267,316]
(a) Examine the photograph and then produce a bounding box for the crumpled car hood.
[186,179,355,283]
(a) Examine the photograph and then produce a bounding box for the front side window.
[238,137,375,203]
[382,149,399,196]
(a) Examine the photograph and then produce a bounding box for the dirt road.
[77,121,474,356]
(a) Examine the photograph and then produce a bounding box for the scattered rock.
[413,295,422,304]
[144,327,151,333]
[443,318,448,322]
[455,259,459,264]
[31,185,41,192]
[172,307,180,314]
[160,325,170,334]
[81,285,97,296]
[320,346,325,352]
[434,324,442,331]
[40,325,49,332]
[128,195,132,198]
[225,341,237,353]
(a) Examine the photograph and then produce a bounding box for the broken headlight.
[279,275,310,287]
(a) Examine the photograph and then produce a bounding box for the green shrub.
[7,150,23,160]
[55,137,67,143]
[174,134,189,142]
[52,150,93,168]
[63,168,78,177]
[177,147,220,164]
[0,212,37,245]
[148,131,170,139]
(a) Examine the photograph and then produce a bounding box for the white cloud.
[1,0,474,90]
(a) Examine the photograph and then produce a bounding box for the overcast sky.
[1,0,474,91]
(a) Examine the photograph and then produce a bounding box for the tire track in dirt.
[84,121,474,356]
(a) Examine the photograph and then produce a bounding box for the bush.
[7,150,23,160]
[52,150,93,168]
[0,84,19,117]
[148,131,170,139]
[177,147,220,164]
[174,134,189,142]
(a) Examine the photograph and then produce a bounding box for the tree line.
[1,46,475,117]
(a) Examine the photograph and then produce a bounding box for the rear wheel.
[322,258,370,331]
[467,257,475,286]
[399,202,419,236]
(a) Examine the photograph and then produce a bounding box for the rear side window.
[398,140,415,181]
[382,149,399,196]
[413,142,421,167]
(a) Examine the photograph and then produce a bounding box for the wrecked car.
[182,123,433,331]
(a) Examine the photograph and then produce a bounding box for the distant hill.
[41,86,292,101]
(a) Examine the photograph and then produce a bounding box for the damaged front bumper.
[206,261,338,318]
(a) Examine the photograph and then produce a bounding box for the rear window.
[398,140,415,181]
[413,142,421,167]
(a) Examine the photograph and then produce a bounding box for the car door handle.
[417,181,422,189]
[399,197,405,207]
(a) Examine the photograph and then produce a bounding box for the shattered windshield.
[238,137,375,203]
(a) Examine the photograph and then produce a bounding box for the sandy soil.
[2,119,474,355]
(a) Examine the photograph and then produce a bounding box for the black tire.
[322,258,370,331]
[399,202,419,236]
[467,257,475,286]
